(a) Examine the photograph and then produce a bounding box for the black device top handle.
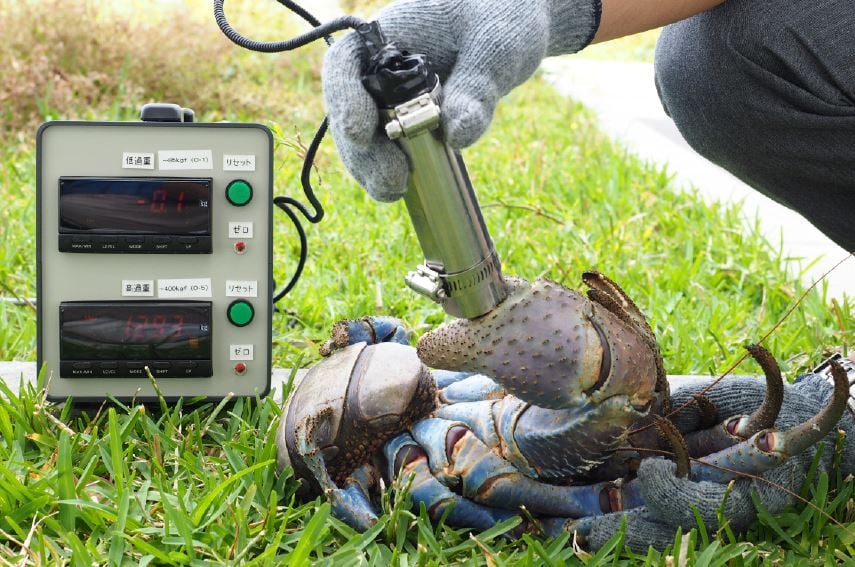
[356,22,438,109]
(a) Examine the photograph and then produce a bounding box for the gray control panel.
[37,120,273,402]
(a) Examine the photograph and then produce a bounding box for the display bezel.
[58,176,212,236]
[59,301,213,362]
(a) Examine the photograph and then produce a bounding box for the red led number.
[124,314,186,342]
[149,190,185,214]
[150,190,166,214]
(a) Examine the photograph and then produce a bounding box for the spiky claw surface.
[417,278,660,412]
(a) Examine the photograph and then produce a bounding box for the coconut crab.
[275,272,851,537]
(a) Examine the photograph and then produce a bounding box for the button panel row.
[59,235,212,254]
[60,360,214,379]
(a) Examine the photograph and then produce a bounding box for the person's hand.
[322,0,601,201]
[572,368,855,552]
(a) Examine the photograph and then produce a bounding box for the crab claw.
[417,278,659,411]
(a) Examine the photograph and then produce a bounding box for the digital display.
[60,302,212,361]
[59,177,211,235]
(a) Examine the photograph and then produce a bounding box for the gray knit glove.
[574,375,855,552]
[322,0,601,201]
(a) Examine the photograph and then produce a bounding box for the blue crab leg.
[434,400,501,449]
[293,414,379,531]
[328,465,382,531]
[684,344,784,457]
[439,374,506,404]
[690,362,848,483]
[409,418,637,517]
[384,433,519,530]
[320,316,410,355]
[433,370,477,389]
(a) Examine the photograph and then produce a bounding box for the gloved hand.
[573,370,855,552]
[322,0,602,201]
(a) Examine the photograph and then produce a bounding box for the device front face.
[37,122,273,402]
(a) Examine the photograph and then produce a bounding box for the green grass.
[1,1,854,564]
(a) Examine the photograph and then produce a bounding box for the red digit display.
[61,302,212,361]
[59,178,211,236]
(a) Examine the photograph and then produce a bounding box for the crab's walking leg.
[683,344,785,457]
[384,434,519,530]
[691,360,849,483]
[293,414,380,531]
[320,316,410,356]
[433,370,479,389]
[438,374,506,404]
[408,418,642,517]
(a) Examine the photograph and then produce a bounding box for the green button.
[226,180,253,206]
[228,300,255,327]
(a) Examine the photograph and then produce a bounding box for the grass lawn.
[1,1,853,564]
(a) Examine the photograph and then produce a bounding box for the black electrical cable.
[214,0,364,52]
[272,117,328,303]
[214,0,365,305]
[273,1,326,40]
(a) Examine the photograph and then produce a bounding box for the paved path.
[541,58,853,300]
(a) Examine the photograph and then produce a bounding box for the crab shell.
[276,342,437,496]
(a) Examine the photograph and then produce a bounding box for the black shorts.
[655,0,855,251]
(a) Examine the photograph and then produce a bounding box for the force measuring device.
[37,104,273,403]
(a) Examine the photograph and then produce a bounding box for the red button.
[234,241,247,254]
[234,362,247,375]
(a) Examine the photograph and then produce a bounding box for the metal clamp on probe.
[358,22,508,320]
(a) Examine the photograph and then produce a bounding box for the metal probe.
[358,22,508,319]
